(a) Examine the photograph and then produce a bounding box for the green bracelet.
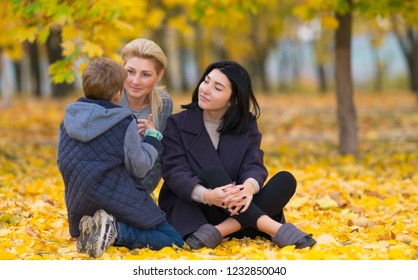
[144,129,163,141]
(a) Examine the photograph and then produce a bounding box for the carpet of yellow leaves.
[0,91,417,260]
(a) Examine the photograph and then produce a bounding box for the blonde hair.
[121,38,168,128]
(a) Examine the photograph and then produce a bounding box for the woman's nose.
[200,83,209,94]
[132,74,141,84]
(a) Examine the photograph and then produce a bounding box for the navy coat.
[159,105,268,237]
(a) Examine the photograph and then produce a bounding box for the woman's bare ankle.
[256,215,281,236]
[215,218,241,237]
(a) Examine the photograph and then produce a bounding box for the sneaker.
[87,209,118,258]
[76,215,93,253]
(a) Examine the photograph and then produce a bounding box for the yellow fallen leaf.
[156,246,178,258]
[288,196,310,208]
[388,246,410,259]
[57,247,74,254]
[377,230,396,241]
[363,241,390,250]
[351,216,376,228]
[315,195,339,209]
[213,250,228,256]
[396,234,413,244]
[0,228,11,237]
[316,233,338,245]
[0,251,16,260]
[51,229,69,243]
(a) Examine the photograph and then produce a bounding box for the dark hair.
[82,57,127,101]
[182,61,260,134]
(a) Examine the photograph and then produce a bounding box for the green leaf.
[37,26,50,44]
[0,213,19,224]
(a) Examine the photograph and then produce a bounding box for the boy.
[57,57,183,258]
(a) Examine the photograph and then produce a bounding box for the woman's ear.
[157,69,165,82]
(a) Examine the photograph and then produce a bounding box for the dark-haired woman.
[159,61,316,250]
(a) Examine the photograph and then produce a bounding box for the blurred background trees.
[1,0,417,155]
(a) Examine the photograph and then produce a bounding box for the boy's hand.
[137,114,156,135]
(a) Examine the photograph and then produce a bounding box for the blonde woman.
[119,38,173,194]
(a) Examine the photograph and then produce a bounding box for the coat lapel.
[181,107,224,170]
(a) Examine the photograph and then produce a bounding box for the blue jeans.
[114,220,184,250]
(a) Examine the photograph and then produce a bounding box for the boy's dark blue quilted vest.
[58,116,165,237]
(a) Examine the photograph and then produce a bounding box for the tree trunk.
[249,58,267,92]
[160,27,184,92]
[46,28,74,97]
[290,39,301,89]
[193,24,210,77]
[335,0,358,156]
[401,27,418,95]
[314,28,333,94]
[178,36,192,92]
[391,18,418,97]
[372,51,384,92]
[19,50,32,94]
[409,27,418,95]
[249,18,269,92]
[278,41,290,92]
[26,41,42,97]
[13,61,22,93]
[1,51,13,108]
[317,63,327,93]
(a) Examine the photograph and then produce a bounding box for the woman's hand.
[222,182,255,216]
[204,183,239,208]
[137,114,155,135]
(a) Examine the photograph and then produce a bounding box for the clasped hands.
[204,182,255,216]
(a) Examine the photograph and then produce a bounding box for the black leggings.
[198,166,297,239]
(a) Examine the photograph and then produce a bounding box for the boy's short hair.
[82,57,127,101]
